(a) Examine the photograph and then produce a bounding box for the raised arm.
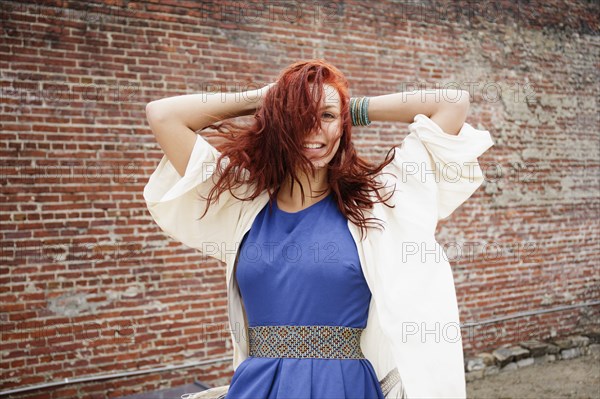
[145,84,273,177]
[143,83,275,262]
[367,89,471,136]
[363,88,494,221]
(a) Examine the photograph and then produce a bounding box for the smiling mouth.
[302,143,325,150]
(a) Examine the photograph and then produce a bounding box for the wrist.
[241,83,275,114]
[349,97,372,126]
[242,90,261,113]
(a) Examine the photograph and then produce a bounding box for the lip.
[302,143,326,153]
[303,142,326,146]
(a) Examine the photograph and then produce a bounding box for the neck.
[278,167,330,208]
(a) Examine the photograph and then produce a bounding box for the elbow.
[459,90,471,111]
[146,101,158,122]
[438,90,470,119]
[451,90,470,122]
[452,90,471,110]
[145,101,168,125]
[429,91,471,135]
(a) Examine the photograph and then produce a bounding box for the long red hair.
[198,59,397,240]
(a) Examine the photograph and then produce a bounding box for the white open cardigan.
[143,114,494,398]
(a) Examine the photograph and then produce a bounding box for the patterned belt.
[248,325,366,359]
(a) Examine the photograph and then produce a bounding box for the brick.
[2,1,598,397]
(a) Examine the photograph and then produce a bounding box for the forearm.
[367,89,470,124]
[147,90,262,131]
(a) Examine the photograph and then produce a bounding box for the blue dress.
[225,191,385,399]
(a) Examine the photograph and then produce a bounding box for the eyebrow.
[320,105,338,110]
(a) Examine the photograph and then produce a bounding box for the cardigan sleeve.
[143,134,245,263]
[391,114,495,221]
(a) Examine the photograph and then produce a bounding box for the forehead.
[315,83,340,110]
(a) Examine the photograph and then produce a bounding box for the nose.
[309,125,327,138]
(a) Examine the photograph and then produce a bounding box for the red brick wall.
[1,1,598,397]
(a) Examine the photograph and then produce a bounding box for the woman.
[144,59,494,398]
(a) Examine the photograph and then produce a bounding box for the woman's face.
[302,83,343,169]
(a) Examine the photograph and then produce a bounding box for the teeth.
[303,143,324,149]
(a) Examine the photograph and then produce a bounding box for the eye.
[322,112,335,119]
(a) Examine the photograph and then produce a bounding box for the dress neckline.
[275,191,332,215]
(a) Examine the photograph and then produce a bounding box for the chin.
[313,161,331,169]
